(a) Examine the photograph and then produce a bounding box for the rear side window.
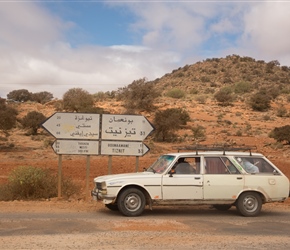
[205,157,239,174]
[235,157,278,174]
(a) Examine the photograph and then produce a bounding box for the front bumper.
[91,190,116,204]
[91,190,101,201]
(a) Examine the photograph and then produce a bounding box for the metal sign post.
[135,156,139,172]
[57,155,62,199]
[85,155,90,201]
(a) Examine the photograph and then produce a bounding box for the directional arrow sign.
[101,141,150,156]
[42,112,100,139]
[52,140,99,155]
[101,114,154,141]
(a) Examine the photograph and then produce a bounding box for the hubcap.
[243,196,258,212]
[124,194,141,212]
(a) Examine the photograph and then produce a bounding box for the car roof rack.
[173,144,257,156]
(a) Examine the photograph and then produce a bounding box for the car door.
[203,157,244,200]
[162,157,203,200]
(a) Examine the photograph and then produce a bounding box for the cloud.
[127,2,211,51]
[0,2,178,98]
[0,2,67,51]
[123,1,290,64]
[1,1,290,99]
[242,2,290,63]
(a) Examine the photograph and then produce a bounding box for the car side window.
[204,157,230,174]
[235,157,278,174]
[221,157,240,174]
[173,157,200,174]
[257,159,278,173]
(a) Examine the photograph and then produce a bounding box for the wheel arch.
[116,184,152,206]
[235,190,266,205]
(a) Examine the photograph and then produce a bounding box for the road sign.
[42,113,100,139]
[101,114,154,141]
[52,140,99,155]
[101,141,150,156]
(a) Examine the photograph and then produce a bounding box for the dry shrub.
[0,166,80,201]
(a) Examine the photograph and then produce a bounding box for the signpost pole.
[58,154,62,198]
[85,155,90,202]
[108,155,112,174]
[135,156,139,172]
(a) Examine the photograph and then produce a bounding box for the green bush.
[234,81,252,94]
[153,108,190,142]
[0,98,18,132]
[63,88,95,112]
[0,166,80,201]
[117,78,160,112]
[21,111,46,135]
[249,91,271,111]
[262,115,271,121]
[195,95,207,104]
[276,105,288,117]
[93,91,115,102]
[190,88,198,95]
[269,125,290,144]
[191,125,206,142]
[32,91,54,104]
[166,88,185,99]
[214,86,235,106]
[7,89,32,102]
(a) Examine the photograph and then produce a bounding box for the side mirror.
[169,169,175,177]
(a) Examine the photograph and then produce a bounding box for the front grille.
[96,182,103,190]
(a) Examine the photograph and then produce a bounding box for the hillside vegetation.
[153,54,290,96]
[1,55,290,151]
[1,54,290,198]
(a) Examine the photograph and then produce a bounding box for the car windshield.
[147,155,175,174]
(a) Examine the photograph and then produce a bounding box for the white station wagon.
[91,148,289,217]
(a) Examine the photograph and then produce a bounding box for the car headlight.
[96,181,107,192]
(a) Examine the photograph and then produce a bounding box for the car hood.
[93,171,155,183]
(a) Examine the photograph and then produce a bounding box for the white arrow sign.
[101,114,154,141]
[52,140,99,155]
[101,141,150,156]
[42,113,100,139]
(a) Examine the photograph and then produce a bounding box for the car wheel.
[236,192,262,217]
[117,188,146,217]
[213,204,232,211]
[105,204,119,211]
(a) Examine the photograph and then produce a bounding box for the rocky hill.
[152,54,290,96]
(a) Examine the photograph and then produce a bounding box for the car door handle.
[237,177,243,180]
[194,177,201,180]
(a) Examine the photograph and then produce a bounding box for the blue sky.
[0,0,290,98]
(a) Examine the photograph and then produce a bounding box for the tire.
[236,192,262,217]
[105,204,119,211]
[213,204,232,211]
[117,188,146,217]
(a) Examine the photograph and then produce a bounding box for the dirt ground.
[1,199,290,250]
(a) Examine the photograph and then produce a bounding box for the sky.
[0,0,290,99]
